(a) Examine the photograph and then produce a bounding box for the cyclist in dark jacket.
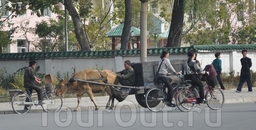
[183,51,208,103]
[24,61,44,109]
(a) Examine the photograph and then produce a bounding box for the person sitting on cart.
[157,50,180,107]
[203,64,218,89]
[115,60,135,95]
[115,60,135,86]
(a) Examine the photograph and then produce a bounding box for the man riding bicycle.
[24,61,44,109]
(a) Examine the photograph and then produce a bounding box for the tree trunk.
[167,0,185,47]
[120,0,132,50]
[65,0,90,51]
[0,45,2,54]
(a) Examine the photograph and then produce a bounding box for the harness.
[66,70,108,89]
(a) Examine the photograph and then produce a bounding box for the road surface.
[1,103,256,130]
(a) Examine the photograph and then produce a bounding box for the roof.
[0,44,255,60]
[0,47,192,60]
[193,44,256,51]
[107,24,140,37]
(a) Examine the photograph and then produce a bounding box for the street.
[1,103,256,130]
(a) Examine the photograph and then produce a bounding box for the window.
[237,2,244,21]
[0,0,9,17]
[43,7,51,17]
[17,40,27,53]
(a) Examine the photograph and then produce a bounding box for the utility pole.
[64,0,68,51]
[140,0,148,62]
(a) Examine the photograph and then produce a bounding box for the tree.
[120,0,132,50]
[34,19,66,52]
[0,31,11,53]
[167,0,185,47]
[7,0,91,51]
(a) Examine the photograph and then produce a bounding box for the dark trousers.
[158,76,173,102]
[25,84,43,101]
[237,74,253,91]
[114,77,133,86]
[216,71,225,89]
[185,74,204,101]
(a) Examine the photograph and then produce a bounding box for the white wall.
[0,51,255,77]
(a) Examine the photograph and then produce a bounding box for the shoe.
[236,90,241,93]
[197,98,207,104]
[38,101,45,105]
[24,107,28,111]
[164,100,176,107]
[248,91,252,93]
[221,88,225,91]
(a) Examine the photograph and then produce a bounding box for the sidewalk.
[1,87,256,114]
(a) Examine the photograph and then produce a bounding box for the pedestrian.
[236,50,253,93]
[212,52,225,90]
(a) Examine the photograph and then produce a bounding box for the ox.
[56,70,117,111]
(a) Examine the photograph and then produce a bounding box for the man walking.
[236,50,253,93]
[212,52,225,90]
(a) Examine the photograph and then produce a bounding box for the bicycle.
[175,80,225,112]
[145,74,193,112]
[11,85,63,114]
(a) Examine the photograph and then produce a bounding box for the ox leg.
[87,91,99,110]
[105,87,114,110]
[106,96,111,109]
[110,96,115,110]
[74,95,81,111]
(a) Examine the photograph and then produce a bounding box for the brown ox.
[56,70,117,111]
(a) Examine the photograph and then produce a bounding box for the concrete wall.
[0,51,255,77]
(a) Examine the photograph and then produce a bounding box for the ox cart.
[72,60,224,112]
[72,61,186,112]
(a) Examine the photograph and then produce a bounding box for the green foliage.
[9,72,25,90]
[182,0,256,45]
[113,0,142,27]
[34,18,77,52]
[82,7,111,51]
[88,64,104,70]
[0,31,11,53]
[251,70,256,86]
[236,14,256,44]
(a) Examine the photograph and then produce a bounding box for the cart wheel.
[135,93,147,108]
[145,87,165,112]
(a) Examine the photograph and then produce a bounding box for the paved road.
[1,103,256,130]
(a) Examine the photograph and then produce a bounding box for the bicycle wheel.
[175,88,197,112]
[12,92,32,114]
[42,92,63,112]
[145,87,166,112]
[206,87,224,110]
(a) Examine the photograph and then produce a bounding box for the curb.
[1,96,256,115]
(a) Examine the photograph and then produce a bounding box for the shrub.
[9,72,25,90]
